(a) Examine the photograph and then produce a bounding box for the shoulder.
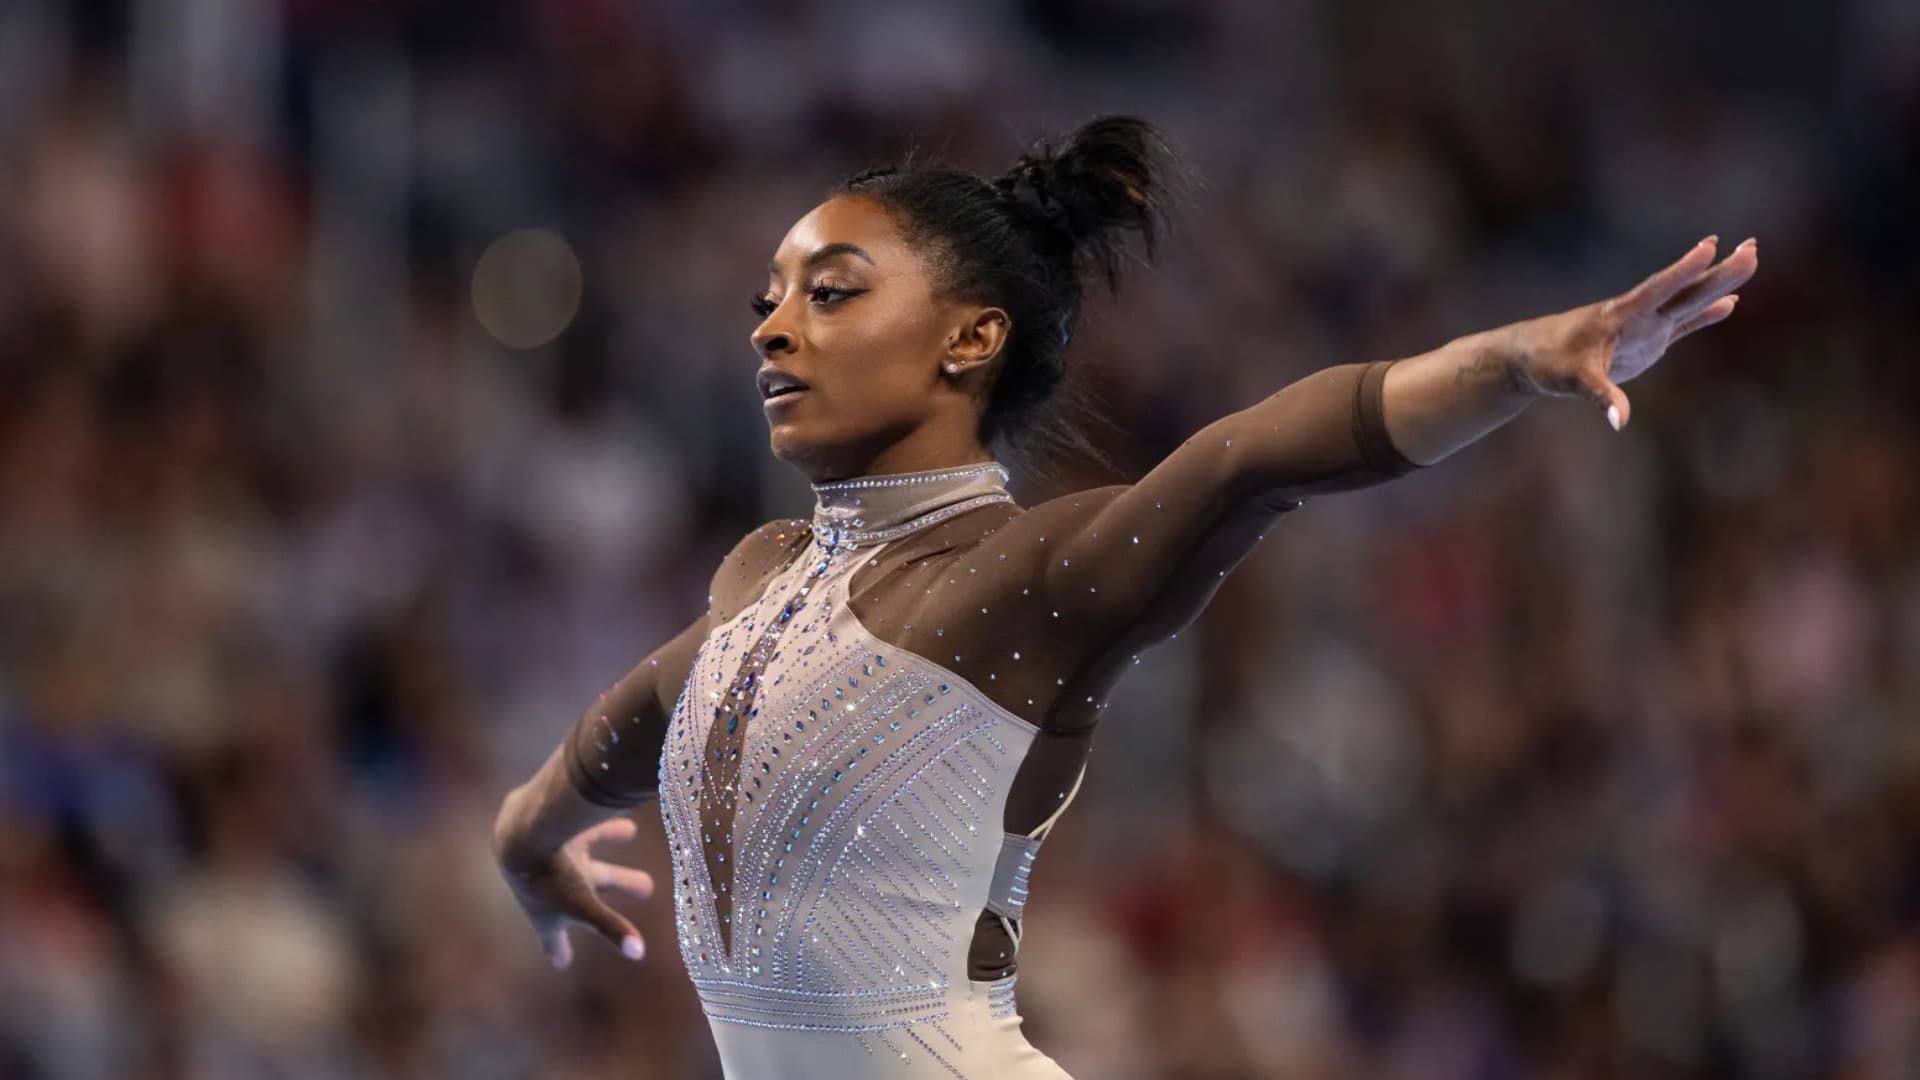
[708,517,812,609]
[962,486,1129,568]
[734,516,813,559]
[1017,485,1130,527]
[717,517,812,579]
[910,487,1130,618]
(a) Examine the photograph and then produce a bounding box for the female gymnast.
[492,116,1757,1078]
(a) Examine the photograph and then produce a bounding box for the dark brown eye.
[809,286,863,305]
[750,294,777,318]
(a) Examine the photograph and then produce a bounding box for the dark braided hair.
[839,116,1182,479]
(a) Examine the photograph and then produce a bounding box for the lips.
[757,367,811,401]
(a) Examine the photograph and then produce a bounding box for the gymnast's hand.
[498,815,655,969]
[1515,235,1758,430]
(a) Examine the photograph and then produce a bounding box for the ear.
[944,305,1010,370]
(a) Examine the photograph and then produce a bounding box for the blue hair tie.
[1057,313,1072,347]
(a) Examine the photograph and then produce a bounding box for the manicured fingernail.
[1701,235,1718,248]
[1606,405,1621,431]
[622,936,645,961]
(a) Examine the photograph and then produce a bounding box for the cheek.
[847,298,943,355]
[819,303,943,400]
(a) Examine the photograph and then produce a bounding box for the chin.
[770,424,881,484]
[768,426,827,472]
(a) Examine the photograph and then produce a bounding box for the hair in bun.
[841,115,1183,476]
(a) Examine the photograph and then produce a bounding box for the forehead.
[768,196,912,273]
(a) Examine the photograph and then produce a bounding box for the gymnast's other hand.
[1514,235,1758,431]
[497,815,655,970]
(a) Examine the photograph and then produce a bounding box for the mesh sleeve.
[562,613,709,808]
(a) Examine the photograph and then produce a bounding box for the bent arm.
[493,613,707,866]
[562,613,709,808]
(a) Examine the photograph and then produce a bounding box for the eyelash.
[750,285,862,319]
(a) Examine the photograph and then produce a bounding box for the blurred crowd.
[2,0,1918,1077]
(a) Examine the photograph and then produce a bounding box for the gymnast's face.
[751,195,1008,482]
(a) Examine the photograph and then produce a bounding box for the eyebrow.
[768,242,875,278]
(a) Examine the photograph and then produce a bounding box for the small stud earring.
[945,363,959,374]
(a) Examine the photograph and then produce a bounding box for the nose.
[751,315,795,359]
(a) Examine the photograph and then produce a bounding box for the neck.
[808,422,993,487]
[810,460,1015,550]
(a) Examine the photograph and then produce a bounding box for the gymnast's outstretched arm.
[1016,235,1757,650]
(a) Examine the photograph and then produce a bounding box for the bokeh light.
[471,228,582,349]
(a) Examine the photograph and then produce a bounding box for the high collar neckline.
[809,460,1014,550]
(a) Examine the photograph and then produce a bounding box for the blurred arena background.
[2,1,1918,1077]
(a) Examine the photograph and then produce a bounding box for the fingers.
[580,816,640,846]
[1674,294,1738,339]
[1659,239,1756,322]
[571,888,646,960]
[588,861,656,900]
[538,900,645,967]
[1620,236,1719,314]
[542,923,574,969]
[1576,367,1632,431]
[522,847,650,969]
